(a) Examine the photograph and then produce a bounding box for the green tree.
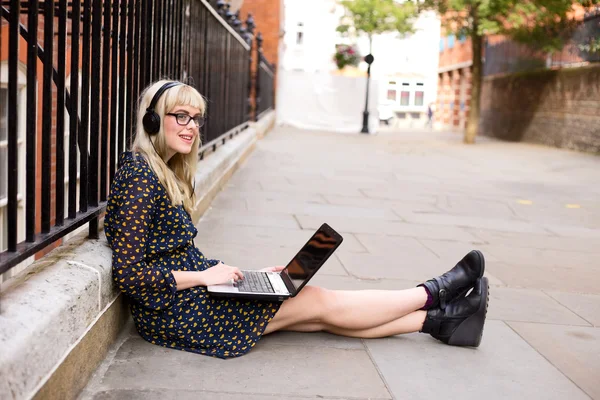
[337,0,417,54]
[418,0,600,143]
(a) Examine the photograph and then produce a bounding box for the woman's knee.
[299,285,330,304]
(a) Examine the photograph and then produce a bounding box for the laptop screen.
[281,224,343,293]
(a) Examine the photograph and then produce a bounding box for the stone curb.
[0,111,276,400]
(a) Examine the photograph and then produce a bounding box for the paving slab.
[296,215,480,242]
[91,389,387,400]
[544,291,600,327]
[394,210,550,234]
[480,244,600,270]
[435,194,517,218]
[200,208,300,230]
[487,287,591,325]
[322,194,441,215]
[466,228,600,253]
[218,188,328,204]
[364,320,590,400]
[94,337,391,399]
[488,262,600,294]
[508,322,600,399]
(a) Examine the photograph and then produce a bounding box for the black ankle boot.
[419,250,485,309]
[421,277,489,347]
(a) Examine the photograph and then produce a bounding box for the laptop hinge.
[280,270,297,295]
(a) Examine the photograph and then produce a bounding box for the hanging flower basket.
[333,44,360,70]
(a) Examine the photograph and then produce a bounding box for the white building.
[277,0,440,131]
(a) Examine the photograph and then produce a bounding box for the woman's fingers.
[231,267,244,281]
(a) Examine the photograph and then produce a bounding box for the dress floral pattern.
[105,152,280,359]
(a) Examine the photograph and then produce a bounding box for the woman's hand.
[198,263,244,286]
[259,265,286,273]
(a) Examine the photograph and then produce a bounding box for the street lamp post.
[361,54,375,134]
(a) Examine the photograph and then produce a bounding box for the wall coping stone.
[0,110,276,400]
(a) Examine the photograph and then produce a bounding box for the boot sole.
[447,277,489,347]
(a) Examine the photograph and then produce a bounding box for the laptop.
[207,223,343,301]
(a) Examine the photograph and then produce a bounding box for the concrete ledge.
[0,112,275,400]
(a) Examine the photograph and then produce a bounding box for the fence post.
[255,32,263,122]
[245,14,255,122]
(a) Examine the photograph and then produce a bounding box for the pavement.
[80,125,600,400]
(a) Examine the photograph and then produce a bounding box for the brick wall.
[480,65,600,153]
[239,0,281,111]
[439,36,472,69]
[239,0,281,69]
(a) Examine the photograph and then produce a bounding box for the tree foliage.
[422,0,599,52]
[416,0,600,143]
[337,0,417,45]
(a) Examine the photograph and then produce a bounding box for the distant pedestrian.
[426,102,434,128]
[104,79,490,360]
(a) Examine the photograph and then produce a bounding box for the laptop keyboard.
[235,271,275,293]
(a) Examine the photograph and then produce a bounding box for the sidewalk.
[80,126,600,400]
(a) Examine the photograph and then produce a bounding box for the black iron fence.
[484,10,600,76]
[255,32,275,118]
[0,0,274,276]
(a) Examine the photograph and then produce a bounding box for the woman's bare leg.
[264,285,428,335]
[277,311,426,338]
[325,311,426,338]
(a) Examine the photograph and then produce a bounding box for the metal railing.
[0,0,272,276]
[255,32,275,119]
[484,11,600,76]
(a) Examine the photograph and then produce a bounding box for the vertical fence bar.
[79,0,92,213]
[153,0,162,79]
[89,0,102,209]
[163,0,171,77]
[126,0,135,147]
[223,35,230,133]
[132,0,142,104]
[68,0,80,219]
[175,0,183,78]
[26,0,39,242]
[145,0,154,85]
[109,0,119,180]
[7,0,20,250]
[118,0,127,155]
[101,0,112,196]
[55,0,67,226]
[203,11,212,141]
[41,0,54,233]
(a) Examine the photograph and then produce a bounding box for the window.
[400,91,410,106]
[387,89,397,101]
[416,82,424,86]
[296,22,304,45]
[414,91,424,106]
[459,34,467,43]
[402,82,409,86]
[447,34,455,49]
[439,38,444,52]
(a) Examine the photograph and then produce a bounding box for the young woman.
[105,80,489,359]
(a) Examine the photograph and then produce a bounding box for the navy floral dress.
[105,152,281,359]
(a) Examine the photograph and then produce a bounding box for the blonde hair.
[131,80,206,214]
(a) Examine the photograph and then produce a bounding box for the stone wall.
[480,65,600,153]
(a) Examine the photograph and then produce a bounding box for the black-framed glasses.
[166,113,205,128]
